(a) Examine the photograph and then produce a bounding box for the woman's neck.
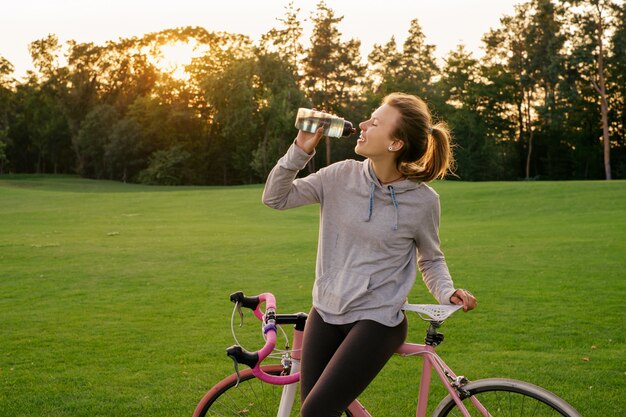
[370,159,404,185]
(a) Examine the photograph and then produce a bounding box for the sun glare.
[151,40,199,80]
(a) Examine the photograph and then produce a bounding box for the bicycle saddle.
[402,303,462,322]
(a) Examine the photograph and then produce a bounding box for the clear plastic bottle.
[294,108,356,138]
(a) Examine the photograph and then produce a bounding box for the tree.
[74,104,119,178]
[98,38,158,113]
[563,0,619,179]
[0,56,14,174]
[607,1,626,177]
[137,146,191,185]
[104,118,148,182]
[259,1,304,77]
[367,37,403,95]
[303,1,365,166]
[438,46,497,180]
[587,0,612,180]
[28,34,61,81]
[59,41,105,138]
[399,19,439,100]
[303,1,342,106]
[7,78,73,174]
[203,57,261,184]
[483,9,532,178]
[482,1,565,179]
[0,56,14,86]
[252,52,308,179]
[29,82,72,174]
[525,0,566,179]
[253,3,310,179]
[0,140,7,174]
[366,18,439,110]
[22,36,73,173]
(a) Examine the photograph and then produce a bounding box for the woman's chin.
[354,143,366,157]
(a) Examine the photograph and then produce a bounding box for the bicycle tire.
[433,378,582,417]
[193,364,354,417]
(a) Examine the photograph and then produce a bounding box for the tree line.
[0,0,624,184]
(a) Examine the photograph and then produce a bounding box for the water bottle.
[294,108,356,138]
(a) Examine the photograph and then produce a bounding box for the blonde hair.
[383,93,455,182]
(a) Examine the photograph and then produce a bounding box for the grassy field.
[0,175,624,417]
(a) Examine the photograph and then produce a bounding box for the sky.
[1,0,523,79]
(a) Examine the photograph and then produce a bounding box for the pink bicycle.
[193,292,582,417]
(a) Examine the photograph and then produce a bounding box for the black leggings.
[300,308,408,417]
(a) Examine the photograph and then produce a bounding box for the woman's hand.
[450,289,477,312]
[295,127,325,155]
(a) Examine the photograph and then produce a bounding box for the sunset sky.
[1,0,522,79]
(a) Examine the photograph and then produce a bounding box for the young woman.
[262,92,477,417]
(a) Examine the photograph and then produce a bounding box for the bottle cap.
[342,121,356,137]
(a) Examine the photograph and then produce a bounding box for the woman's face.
[355,104,402,159]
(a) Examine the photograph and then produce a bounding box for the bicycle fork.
[277,326,303,417]
[277,359,300,417]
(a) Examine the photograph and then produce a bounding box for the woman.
[262,92,477,417]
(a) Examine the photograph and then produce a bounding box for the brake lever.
[228,354,242,388]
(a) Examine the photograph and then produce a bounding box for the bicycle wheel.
[433,378,582,417]
[193,364,354,417]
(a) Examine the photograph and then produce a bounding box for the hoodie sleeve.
[262,142,323,209]
[416,194,457,305]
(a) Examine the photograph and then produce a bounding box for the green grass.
[1,175,624,417]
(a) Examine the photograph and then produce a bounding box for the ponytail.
[383,93,455,182]
[409,122,455,182]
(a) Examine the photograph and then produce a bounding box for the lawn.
[1,175,624,416]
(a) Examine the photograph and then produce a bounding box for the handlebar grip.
[230,291,276,322]
[230,291,260,310]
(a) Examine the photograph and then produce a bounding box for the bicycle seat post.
[425,321,445,346]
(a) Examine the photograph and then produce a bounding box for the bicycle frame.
[394,343,489,417]
[272,326,486,417]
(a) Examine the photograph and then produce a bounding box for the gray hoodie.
[262,143,456,327]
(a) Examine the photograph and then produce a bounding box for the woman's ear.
[391,140,405,151]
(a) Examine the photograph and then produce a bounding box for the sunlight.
[151,40,199,80]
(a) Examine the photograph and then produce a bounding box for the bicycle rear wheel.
[433,378,582,417]
[193,364,354,417]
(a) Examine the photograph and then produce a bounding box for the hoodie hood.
[362,159,422,230]
[362,159,421,193]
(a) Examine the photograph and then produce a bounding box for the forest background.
[0,0,624,184]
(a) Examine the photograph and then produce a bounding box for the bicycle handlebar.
[227,291,300,385]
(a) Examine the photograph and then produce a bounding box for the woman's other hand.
[295,127,325,155]
[450,289,477,312]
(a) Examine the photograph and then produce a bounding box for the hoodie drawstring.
[388,185,399,231]
[365,183,399,230]
[366,182,375,222]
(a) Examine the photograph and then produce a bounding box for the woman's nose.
[359,121,367,130]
